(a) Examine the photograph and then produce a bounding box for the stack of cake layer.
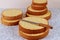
[19,17,50,40]
[1,9,22,26]
[26,0,51,20]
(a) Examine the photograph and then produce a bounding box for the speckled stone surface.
[0,8,60,40]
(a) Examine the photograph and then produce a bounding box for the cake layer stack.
[19,17,50,40]
[1,9,22,26]
[26,0,51,20]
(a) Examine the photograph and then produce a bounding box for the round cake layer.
[32,0,47,6]
[19,17,48,34]
[2,9,22,20]
[26,11,51,20]
[1,17,20,26]
[31,4,46,10]
[27,6,47,15]
[19,28,49,40]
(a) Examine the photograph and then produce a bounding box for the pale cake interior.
[33,0,47,3]
[2,9,22,17]
[19,17,48,30]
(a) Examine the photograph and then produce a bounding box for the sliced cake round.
[19,27,49,40]
[2,9,22,20]
[27,6,47,15]
[19,17,49,34]
[26,11,51,20]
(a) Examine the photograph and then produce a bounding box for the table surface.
[0,8,60,40]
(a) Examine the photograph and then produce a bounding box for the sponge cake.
[27,6,47,15]
[26,11,51,20]
[19,28,49,40]
[19,17,49,34]
[2,9,22,20]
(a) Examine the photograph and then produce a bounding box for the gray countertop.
[0,8,60,40]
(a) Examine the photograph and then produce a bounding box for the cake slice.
[1,17,20,26]
[32,0,47,6]
[19,27,49,40]
[2,9,22,20]
[19,17,49,34]
[26,11,51,20]
[27,6,47,15]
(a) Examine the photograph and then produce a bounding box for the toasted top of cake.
[33,0,47,3]
[2,9,22,17]
[19,17,48,30]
